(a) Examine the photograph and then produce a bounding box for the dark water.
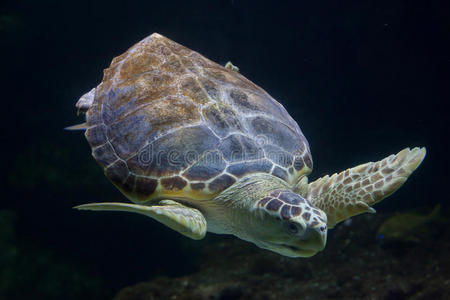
[1,0,448,299]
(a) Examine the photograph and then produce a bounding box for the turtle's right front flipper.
[307,147,426,228]
[75,200,206,240]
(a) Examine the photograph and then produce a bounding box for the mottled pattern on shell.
[84,33,312,203]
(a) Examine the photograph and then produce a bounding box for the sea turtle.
[68,33,426,257]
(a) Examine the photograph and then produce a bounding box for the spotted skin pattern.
[307,147,426,228]
[258,190,327,228]
[83,33,312,204]
[72,34,426,257]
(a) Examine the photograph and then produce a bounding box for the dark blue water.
[1,0,448,299]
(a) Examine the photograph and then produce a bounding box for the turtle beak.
[296,225,328,257]
[265,226,327,258]
[296,226,327,255]
[311,225,327,250]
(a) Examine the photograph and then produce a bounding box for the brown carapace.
[70,33,426,257]
[82,33,312,204]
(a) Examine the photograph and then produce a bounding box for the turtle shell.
[84,33,312,203]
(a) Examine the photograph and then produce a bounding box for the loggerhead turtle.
[68,33,426,257]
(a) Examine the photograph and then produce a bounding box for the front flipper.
[74,200,206,240]
[307,147,426,228]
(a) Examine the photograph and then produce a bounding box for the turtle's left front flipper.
[307,147,426,228]
[74,200,206,239]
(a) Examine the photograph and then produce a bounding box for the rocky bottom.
[114,212,449,300]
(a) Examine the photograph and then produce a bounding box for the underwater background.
[1,0,449,299]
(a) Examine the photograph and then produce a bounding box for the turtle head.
[251,190,328,257]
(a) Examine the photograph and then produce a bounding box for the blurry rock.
[217,284,243,300]
[114,211,450,300]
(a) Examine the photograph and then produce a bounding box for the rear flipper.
[307,147,426,228]
[74,200,207,240]
[75,88,96,114]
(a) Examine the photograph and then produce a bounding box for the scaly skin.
[200,147,425,257]
[76,148,425,258]
[205,174,327,258]
[71,34,426,258]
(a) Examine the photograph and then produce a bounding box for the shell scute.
[107,114,151,158]
[208,174,236,192]
[159,55,184,74]
[119,52,163,81]
[85,99,101,124]
[183,150,227,181]
[228,88,255,110]
[202,103,243,138]
[161,176,188,190]
[263,144,293,168]
[84,33,312,202]
[293,156,305,171]
[130,125,219,178]
[121,174,136,195]
[105,160,129,185]
[132,72,176,102]
[219,134,263,163]
[190,182,205,190]
[85,124,107,147]
[199,78,220,100]
[180,76,209,104]
[248,116,305,154]
[135,177,158,201]
[303,153,313,170]
[227,160,273,177]
[92,143,117,167]
[272,166,289,181]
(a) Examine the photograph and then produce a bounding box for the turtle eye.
[286,222,299,234]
